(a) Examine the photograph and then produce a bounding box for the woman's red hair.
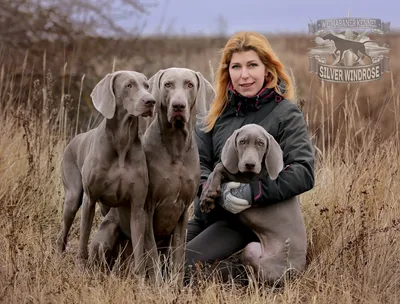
[202,31,295,132]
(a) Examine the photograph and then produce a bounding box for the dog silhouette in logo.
[321,33,377,64]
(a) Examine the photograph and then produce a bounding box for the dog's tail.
[362,40,379,45]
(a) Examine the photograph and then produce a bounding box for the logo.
[308,17,390,83]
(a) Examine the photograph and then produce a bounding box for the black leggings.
[184,210,259,283]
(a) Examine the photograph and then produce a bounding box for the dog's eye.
[126,83,132,88]
[239,139,246,145]
[187,82,194,88]
[164,82,172,88]
[257,141,265,147]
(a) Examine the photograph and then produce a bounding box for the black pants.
[184,199,259,283]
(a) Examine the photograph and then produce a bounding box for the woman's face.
[228,50,267,97]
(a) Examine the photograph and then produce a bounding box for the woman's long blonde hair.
[203,31,295,132]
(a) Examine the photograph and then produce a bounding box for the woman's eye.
[249,63,258,67]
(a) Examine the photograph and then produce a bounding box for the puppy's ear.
[263,130,284,180]
[195,72,216,118]
[221,129,240,174]
[90,72,118,119]
[148,69,165,104]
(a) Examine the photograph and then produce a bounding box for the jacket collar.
[227,81,283,115]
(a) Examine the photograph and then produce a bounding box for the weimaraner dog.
[200,124,307,284]
[56,70,156,276]
[89,67,215,284]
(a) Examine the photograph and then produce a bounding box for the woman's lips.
[240,82,255,88]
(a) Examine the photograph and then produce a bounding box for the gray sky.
[124,0,399,36]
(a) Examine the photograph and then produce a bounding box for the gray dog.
[200,124,307,284]
[89,67,215,285]
[56,70,156,276]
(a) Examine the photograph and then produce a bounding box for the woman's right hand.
[219,182,252,214]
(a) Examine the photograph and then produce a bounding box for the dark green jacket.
[194,86,315,213]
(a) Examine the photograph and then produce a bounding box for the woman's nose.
[241,68,249,78]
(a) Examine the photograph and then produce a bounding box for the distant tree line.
[0,0,156,50]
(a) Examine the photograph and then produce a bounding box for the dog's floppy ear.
[148,69,165,104]
[90,72,119,119]
[263,130,284,180]
[195,71,216,117]
[221,129,240,174]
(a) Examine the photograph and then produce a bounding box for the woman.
[185,31,315,283]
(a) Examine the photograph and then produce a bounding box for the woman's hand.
[219,182,252,214]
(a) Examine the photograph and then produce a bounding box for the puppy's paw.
[199,197,214,213]
[199,185,220,213]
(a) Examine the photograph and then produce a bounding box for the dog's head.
[90,70,156,120]
[221,124,284,179]
[321,33,337,42]
[148,67,215,129]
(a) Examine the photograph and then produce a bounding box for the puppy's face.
[235,128,268,174]
[113,71,155,118]
[158,69,199,129]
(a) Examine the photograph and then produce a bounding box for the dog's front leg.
[171,207,189,288]
[144,205,162,285]
[78,192,96,260]
[130,196,146,277]
[199,164,224,212]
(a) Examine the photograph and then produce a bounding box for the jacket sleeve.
[194,124,214,196]
[249,102,315,204]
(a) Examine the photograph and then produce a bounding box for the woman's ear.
[265,71,272,84]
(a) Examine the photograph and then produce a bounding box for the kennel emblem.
[308,17,390,83]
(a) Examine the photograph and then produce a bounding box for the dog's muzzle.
[169,101,188,125]
[240,161,261,174]
[139,97,156,117]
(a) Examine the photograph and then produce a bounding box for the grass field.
[0,33,399,303]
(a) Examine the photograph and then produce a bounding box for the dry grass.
[1,34,400,303]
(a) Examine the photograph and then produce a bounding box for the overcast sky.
[123,0,399,36]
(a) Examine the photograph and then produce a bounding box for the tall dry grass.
[1,38,399,303]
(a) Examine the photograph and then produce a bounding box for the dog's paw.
[55,238,66,254]
[199,186,220,213]
[199,196,214,213]
[198,196,209,213]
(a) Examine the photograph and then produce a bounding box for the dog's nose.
[143,98,156,106]
[245,163,255,170]
[172,102,186,112]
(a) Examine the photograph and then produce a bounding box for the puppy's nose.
[245,163,255,170]
[172,102,186,112]
[143,98,156,106]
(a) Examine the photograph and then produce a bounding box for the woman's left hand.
[219,182,252,214]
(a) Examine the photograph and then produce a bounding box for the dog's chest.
[150,158,199,237]
[83,158,147,205]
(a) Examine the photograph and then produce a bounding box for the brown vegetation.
[0,12,400,302]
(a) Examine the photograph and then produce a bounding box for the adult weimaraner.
[199,124,307,284]
[56,70,156,276]
[89,67,215,284]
